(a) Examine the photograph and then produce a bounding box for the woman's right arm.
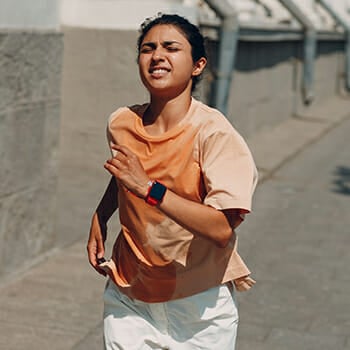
[87,176,118,275]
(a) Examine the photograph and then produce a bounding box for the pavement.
[0,95,349,350]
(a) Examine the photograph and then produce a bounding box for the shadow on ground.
[332,166,350,196]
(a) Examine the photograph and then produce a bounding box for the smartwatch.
[145,181,167,206]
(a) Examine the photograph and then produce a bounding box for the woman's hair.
[137,13,207,91]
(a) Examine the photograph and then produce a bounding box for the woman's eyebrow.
[141,42,156,48]
[141,40,182,47]
[163,40,182,46]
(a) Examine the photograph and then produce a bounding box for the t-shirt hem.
[204,198,252,213]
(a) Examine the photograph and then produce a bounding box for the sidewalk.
[237,100,350,349]
[0,96,349,349]
[247,95,350,183]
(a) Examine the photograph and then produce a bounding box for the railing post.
[204,0,239,114]
[278,0,318,105]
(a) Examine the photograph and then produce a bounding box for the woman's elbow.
[215,228,234,248]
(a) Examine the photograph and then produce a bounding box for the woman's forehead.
[142,24,188,44]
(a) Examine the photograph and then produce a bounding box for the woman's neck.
[143,92,192,135]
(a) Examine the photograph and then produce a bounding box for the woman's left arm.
[158,190,242,247]
[104,144,241,247]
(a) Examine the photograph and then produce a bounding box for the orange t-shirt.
[106,98,258,302]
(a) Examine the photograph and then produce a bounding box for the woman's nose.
[152,47,164,61]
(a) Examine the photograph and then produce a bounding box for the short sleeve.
[201,129,258,212]
[106,108,125,157]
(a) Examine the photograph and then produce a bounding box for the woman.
[87,13,257,350]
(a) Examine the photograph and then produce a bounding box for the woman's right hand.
[87,212,107,276]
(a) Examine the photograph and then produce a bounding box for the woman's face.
[138,24,204,98]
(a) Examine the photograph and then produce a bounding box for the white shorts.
[103,279,238,350]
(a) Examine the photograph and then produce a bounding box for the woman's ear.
[192,57,207,77]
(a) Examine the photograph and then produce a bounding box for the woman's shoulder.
[191,98,239,135]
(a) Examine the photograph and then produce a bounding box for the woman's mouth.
[149,67,170,78]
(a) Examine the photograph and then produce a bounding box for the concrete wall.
[0,0,63,282]
[224,39,345,138]
[56,28,147,248]
[0,30,63,281]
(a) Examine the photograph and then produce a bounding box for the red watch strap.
[145,180,167,206]
[145,196,158,206]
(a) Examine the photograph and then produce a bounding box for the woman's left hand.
[104,144,150,198]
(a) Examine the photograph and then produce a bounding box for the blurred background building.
[1,0,350,284]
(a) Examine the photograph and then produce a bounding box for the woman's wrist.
[144,180,167,206]
[142,180,154,199]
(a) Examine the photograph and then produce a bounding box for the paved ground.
[0,96,349,349]
[236,107,350,350]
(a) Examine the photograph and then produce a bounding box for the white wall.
[0,0,60,29]
[60,0,198,29]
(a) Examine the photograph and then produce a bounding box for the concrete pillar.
[0,0,63,283]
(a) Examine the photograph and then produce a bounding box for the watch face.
[150,181,167,201]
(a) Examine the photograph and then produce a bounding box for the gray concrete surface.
[0,95,349,349]
[225,40,344,138]
[236,104,350,350]
[0,30,63,281]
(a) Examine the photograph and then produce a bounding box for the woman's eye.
[141,48,153,53]
[167,46,179,52]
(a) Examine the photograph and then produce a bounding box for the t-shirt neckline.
[134,97,196,141]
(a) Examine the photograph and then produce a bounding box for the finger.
[109,142,119,157]
[104,161,122,177]
[87,243,98,267]
[113,152,129,164]
[110,143,124,155]
[106,156,129,170]
[87,244,107,276]
[110,142,118,150]
[105,158,123,171]
[112,144,134,158]
[246,277,256,286]
[96,237,105,260]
